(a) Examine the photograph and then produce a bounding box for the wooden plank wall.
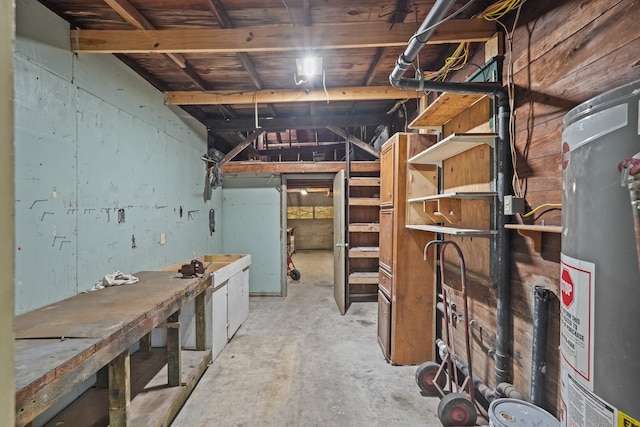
[441,0,640,415]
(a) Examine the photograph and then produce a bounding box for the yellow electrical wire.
[521,203,562,218]
[481,0,526,21]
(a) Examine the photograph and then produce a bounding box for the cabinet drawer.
[379,268,392,297]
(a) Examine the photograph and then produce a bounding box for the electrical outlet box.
[504,196,525,215]
[160,233,166,245]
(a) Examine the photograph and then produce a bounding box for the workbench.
[14,270,212,427]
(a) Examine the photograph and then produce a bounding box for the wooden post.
[109,350,131,427]
[195,292,206,351]
[167,311,181,387]
[139,331,152,353]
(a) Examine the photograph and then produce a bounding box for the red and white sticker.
[560,253,595,390]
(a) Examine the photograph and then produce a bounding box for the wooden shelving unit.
[347,176,380,298]
[409,93,487,128]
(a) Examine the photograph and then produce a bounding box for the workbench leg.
[167,311,181,387]
[109,349,131,427]
[139,331,152,353]
[195,292,206,351]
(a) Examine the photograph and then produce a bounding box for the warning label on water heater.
[560,253,595,390]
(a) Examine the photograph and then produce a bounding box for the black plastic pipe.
[389,0,513,386]
[530,286,551,407]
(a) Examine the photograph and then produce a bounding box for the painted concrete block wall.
[13,0,222,315]
[222,176,283,294]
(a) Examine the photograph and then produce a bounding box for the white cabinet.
[211,265,250,360]
[151,254,251,359]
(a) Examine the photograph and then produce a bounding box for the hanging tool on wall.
[201,148,225,202]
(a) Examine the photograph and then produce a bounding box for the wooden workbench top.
[15,271,211,339]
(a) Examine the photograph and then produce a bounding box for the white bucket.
[488,399,559,427]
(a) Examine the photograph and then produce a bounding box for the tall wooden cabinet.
[377,133,438,365]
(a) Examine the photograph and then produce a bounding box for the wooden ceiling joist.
[206,113,392,131]
[167,86,416,105]
[327,126,379,158]
[104,0,239,118]
[222,161,380,175]
[204,0,277,117]
[220,130,265,165]
[70,20,495,54]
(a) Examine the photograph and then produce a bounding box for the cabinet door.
[380,142,395,207]
[377,290,391,361]
[211,285,228,360]
[379,209,394,272]
[227,270,249,338]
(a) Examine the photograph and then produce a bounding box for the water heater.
[561,80,640,426]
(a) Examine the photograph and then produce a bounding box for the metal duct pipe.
[389,0,457,86]
[494,94,511,385]
[530,286,551,407]
[390,0,513,387]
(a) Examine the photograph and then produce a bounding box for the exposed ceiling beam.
[70,20,495,53]
[221,130,265,165]
[259,143,344,157]
[104,0,188,69]
[167,86,417,105]
[222,161,380,174]
[302,0,312,27]
[104,0,238,118]
[326,126,379,158]
[204,0,277,117]
[206,113,392,131]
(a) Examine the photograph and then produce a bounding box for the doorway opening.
[283,174,337,292]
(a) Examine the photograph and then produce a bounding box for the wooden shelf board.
[349,177,380,187]
[406,224,497,236]
[505,224,561,254]
[407,133,497,165]
[349,272,379,284]
[504,224,562,233]
[44,348,212,427]
[349,197,380,206]
[349,293,378,302]
[349,223,380,232]
[408,191,497,203]
[409,93,487,128]
[349,247,380,258]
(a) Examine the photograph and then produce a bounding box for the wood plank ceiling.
[38,0,495,161]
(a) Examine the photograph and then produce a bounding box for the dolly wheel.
[437,393,477,426]
[415,361,445,396]
[290,269,301,281]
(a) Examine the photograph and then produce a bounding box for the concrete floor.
[172,250,444,427]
